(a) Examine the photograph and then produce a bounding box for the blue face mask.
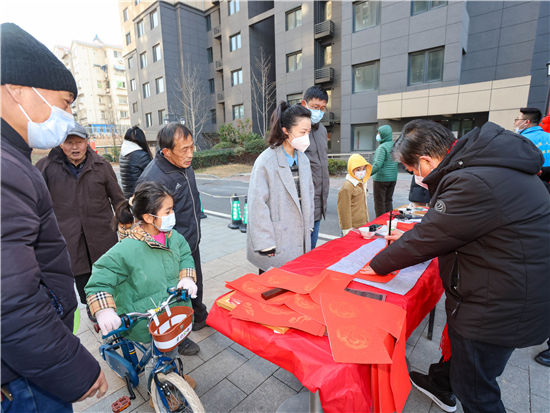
[306,103,324,124]
[376,134,381,143]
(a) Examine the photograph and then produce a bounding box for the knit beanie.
[1,23,78,98]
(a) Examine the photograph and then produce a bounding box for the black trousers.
[74,273,92,305]
[373,181,397,218]
[191,248,208,324]
[427,326,515,413]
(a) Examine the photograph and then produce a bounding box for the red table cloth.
[207,213,444,412]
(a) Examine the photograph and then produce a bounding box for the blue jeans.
[311,220,321,249]
[1,377,72,413]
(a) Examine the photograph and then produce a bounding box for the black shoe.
[192,318,208,331]
[178,338,200,356]
[535,348,550,367]
[410,371,457,412]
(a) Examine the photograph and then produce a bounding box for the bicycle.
[98,287,205,413]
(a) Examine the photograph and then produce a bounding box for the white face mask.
[306,103,324,124]
[151,212,176,232]
[514,120,526,134]
[289,132,310,153]
[415,163,430,190]
[18,87,75,149]
[355,170,367,180]
[376,134,381,143]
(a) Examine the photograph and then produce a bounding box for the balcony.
[213,25,221,39]
[215,59,223,71]
[314,20,334,39]
[314,67,334,84]
[217,92,224,102]
[320,111,339,126]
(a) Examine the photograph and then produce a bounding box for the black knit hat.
[1,23,78,99]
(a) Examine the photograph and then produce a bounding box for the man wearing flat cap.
[1,23,108,411]
[36,123,125,308]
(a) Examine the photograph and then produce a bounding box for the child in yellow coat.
[337,154,372,235]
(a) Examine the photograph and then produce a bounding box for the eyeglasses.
[514,118,526,123]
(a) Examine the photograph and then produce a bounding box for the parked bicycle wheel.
[151,372,205,413]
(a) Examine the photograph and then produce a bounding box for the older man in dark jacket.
[1,23,106,411]
[36,123,125,305]
[362,120,550,413]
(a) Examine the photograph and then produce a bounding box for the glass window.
[353,1,380,32]
[120,111,128,118]
[233,104,244,120]
[118,96,128,104]
[128,56,134,69]
[207,47,213,63]
[123,8,129,21]
[287,93,302,106]
[321,1,332,21]
[155,77,164,94]
[153,44,162,62]
[209,79,215,94]
[322,44,332,66]
[140,52,147,69]
[286,51,302,73]
[412,1,447,15]
[74,63,80,74]
[231,69,243,86]
[352,124,376,151]
[135,0,141,4]
[229,0,240,16]
[132,102,138,113]
[117,81,126,89]
[77,79,82,89]
[130,79,136,91]
[126,32,131,46]
[408,48,444,85]
[230,33,241,52]
[206,14,211,31]
[158,109,166,124]
[211,109,216,124]
[353,61,379,93]
[79,96,85,104]
[114,50,121,58]
[145,112,153,127]
[97,81,102,89]
[101,111,106,119]
[137,20,145,38]
[143,83,150,98]
[150,10,158,29]
[286,8,302,31]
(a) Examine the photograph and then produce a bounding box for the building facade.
[118,0,549,153]
[53,40,132,136]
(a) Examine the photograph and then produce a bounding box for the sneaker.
[178,338,200,356]
[535,348,550,367]
[192,318,208,331]
[410,371,457,412]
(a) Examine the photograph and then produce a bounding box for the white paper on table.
[327,238,386,275]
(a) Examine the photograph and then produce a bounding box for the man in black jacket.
[137,123,208,340]
[361,120,550,413]
[1,23,107,411]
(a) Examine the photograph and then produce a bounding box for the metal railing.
[213,25,221,37]
[314,20,334,38]
[314,67,334,83]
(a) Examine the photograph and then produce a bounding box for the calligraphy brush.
[387,211,393,246]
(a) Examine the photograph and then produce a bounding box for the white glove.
[177,277,198,299]
[342,229,351,236]
[95,308,121,336]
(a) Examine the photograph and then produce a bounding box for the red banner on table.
[308,269,354,304]
[226,273,295,305]
[285,293,325,324]
[252,268,329,295]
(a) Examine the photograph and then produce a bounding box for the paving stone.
[76,328,101,358]
[497,363,530,413]
[532,394,550,413]
[529,354,550,399]
[131,400,156,413]
[507,347,530,371]
[408,333,442,373]
[228,355,279,394]
[428,399,464,413]
[403,384,434,413]
[192,347,247,397]
[180,354,206,375]
[220,249,247,265]
[407,315,429,348]
[231,376,297,413]
[201,379,247,413]
[214,266,250,283]
[406,343,414,359]
[195,332,234,362]
[273,368,303,392]
[202,258,238,279]
[231,342,256,359]
[81,385,145,413]
[189,325,216,344]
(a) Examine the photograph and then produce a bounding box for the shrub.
[102,154,114,162]
[191,148,235,169]
[234,147,246,156]
[328,159,347,176]
[212,141,236,149]
[244,138,268,155]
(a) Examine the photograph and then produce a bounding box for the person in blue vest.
[513,107,550,167]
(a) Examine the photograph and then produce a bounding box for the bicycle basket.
[148,306,194,352]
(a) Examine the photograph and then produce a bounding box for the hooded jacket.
[371,122,550,348]
[337,154,372,230]
[119,140,152,198]
[304,123,330,221]
[371,125,398,182]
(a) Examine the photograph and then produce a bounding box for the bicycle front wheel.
[151,372,205,413]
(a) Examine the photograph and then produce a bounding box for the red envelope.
[285,293,326,324]
[308,269,354,304]
[252,268,329,295]
[226,273,295,305]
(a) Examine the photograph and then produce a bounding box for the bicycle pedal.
[111,396,131,413]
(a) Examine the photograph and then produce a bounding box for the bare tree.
[251,48,276,138]
[172,54,212,150]
[103,108,123,161]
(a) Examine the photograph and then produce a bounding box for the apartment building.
[53,40,132,136]
[118,0,549,153]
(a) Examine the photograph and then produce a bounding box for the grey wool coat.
[247,145,315,271]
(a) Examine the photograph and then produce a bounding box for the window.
[287,93,302,106]
[140,52,147,69]
[229,0,240,16]
[286,7,302,31]
[101,111,106,119]
[98,97,102,103]
[118,96,128,104]
[155,77,165,94]
[117,81,126,89]
[209,79,215,94]
[233,104,244,120]
[352,124,376,151]
[231,69,243,86]
[132,102,138,113]
[411,1,447,15]
[153,44,162,62]
[126,32,131,45]
[114,51,121,58]
[150,10,159,29]
[78,96,85,104]
[143,82,150,98]
[210,109,216,124]
[286,51,302,72]
[353,61,379,93]
[123,8,129,21]
[353,1,380,32]
[137,20,145,38]
[120,111,128,118]
[206,14,211,31]
[128,56,134,69]
[321,44,332,66]
[409,48,444,85]
[130,79,137,91]
[158,109,166,124]
[77,79,82,89]
[97,81,102,89]
[74,63,80,74]
[115,68,125,75]
[73,47,78,58]
[135,0,141,4]
[321,1,332,21]
[145,112,153,127]
[230,33,241,52]
[207,47,213,63]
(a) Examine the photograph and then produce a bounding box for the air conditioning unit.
[106,88,110,93]
[118,58,123,64]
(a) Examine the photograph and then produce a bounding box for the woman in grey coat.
[247,102,315,272]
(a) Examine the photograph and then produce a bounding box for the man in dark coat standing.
[361,120,550,413]
[302,85,330,248]
[1,23,107,411]
[36,123,125,305]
